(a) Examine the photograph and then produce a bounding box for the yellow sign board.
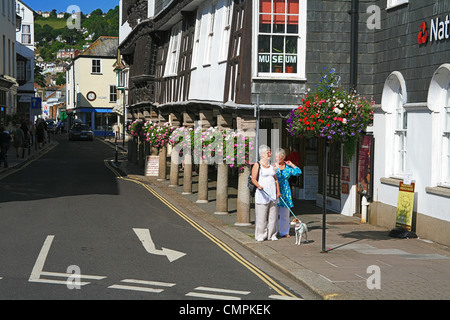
[395,182,415,231]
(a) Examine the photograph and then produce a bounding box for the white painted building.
[16,0,35,119]
[0,0,18,125]
[371,65,450,245]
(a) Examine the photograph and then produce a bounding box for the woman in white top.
[251,145,281,241]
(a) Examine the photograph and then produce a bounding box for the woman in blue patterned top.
[274,148,302,238]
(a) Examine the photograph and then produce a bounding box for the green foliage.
[34,6,119,62]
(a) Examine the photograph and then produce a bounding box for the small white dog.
[291,219,308,245]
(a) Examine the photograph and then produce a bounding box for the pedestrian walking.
[12,123,24,158]
[20,121,31,158]
[113,123,120,143]
[251,145,281,242]
[36,120,45,149]
[0,125,12,168]
[274,148,302,238]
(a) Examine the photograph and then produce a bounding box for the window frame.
[165,21,183,77]
[253,0,307,80]
[109,85,117,103]
[91,59,102,74]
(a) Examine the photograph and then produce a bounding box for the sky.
[24,0,119,14]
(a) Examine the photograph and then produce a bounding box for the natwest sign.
[418,14,450,44]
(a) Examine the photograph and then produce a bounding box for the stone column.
[168,112,181,187]
[214,113,233,215]
[182,112,195,194]
[157,146,167,181]
[235,115,257,226]
[236,164,252,226]
[196,111,213,203]
[214,163,229,214]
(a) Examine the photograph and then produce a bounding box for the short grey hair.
[259,144,270,158]
[275,148,286,158]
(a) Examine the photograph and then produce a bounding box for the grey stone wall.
[255,0,449,106]
[372,0,450,103]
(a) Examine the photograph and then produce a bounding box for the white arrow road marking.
[108,279,176,293]
[29,235,106,285]
[133,228,186,262]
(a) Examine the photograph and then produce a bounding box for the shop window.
[256,0,306,78]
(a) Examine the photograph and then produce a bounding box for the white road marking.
[108,279,176,293]
[186,286,250,300]
[133,228,186,262]
[29,235,106,286]
[194,286,250,295]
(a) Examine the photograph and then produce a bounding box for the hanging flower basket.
[287,68,374,160]
[143,121,175,149]
[128,120,145,138]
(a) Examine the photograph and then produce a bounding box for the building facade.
[369,1,450,245]
[66,36,119,134]
[0,0,18,126]
[119,0,450,245]
[16,0,35,120]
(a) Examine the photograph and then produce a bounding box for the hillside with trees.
[35,6,119,62]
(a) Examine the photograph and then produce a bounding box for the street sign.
[30,97,42,110]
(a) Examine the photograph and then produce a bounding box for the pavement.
[110,139,450,300]
[4,136,450,300]
[0,134,58,176]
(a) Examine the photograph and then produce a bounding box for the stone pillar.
[196,111,213,203]
[214,163,229,214]
[182,151,193,194]
[235,115,256,226]
[235,164,252,226]
[169,112,181,187]
[196,159,209,203]
[214,113,233,215]
[182,112,194,195]
[157,146,167,181]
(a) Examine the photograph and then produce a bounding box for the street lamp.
[114,53,128,148]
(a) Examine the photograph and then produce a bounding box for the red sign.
[418,21,428,44]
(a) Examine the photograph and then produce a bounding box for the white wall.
[188,0,231,102]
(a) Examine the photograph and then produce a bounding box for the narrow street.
[0,133,313,301]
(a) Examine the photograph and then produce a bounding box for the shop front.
[72,107,115,136]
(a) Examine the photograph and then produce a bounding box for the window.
[17,60,25,80]
[204,2,217,66]
[387,0,408,10]
[394,103,407,176]
[192,7,203,69]
[443,93,450,184]
[21,24,31,44]
[109,85,117,103]
[91,59,101,74]
[256,0,306,78]
[165,22,182,76]
[219,0,233,62]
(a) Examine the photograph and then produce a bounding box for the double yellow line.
[104,160,298,298]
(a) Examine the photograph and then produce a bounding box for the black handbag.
[248,162,260,195]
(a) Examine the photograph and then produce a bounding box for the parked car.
[69,123,94,141]
[46,119,58,134]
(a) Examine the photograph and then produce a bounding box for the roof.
[81,36,118,58]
